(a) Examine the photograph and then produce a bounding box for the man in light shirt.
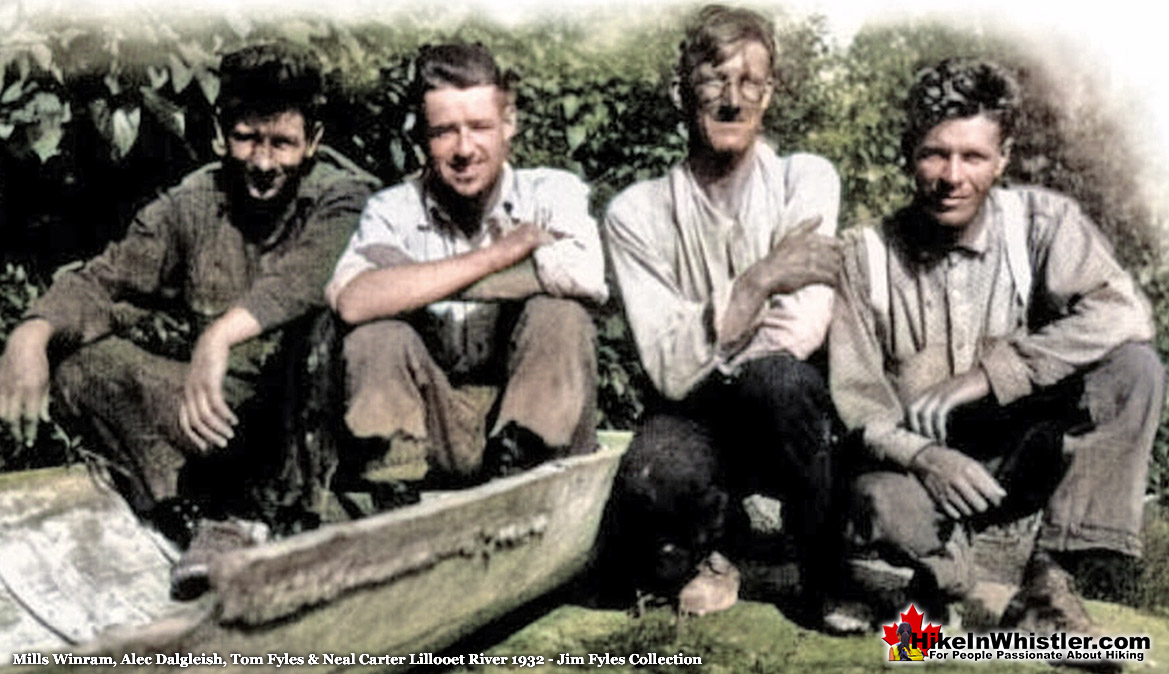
[831,58,1163,632]
[326,44,606,485]
[604,5,842,618]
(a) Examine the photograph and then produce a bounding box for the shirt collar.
[681,140,765,226]
[953,196,994,256]
[420,163,517,235]
[901,194,997,262]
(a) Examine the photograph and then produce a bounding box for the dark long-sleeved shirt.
[28,146,379,354]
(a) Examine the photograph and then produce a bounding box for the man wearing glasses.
[604,5,842,619]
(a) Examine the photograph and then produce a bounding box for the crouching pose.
[830,58,1164,631]
[326,44,607,486]
[0,42,380,593]
[604,5,843,618]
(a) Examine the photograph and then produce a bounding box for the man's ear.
[502,102,517,143]
[670,76,684,111]
[306,121,324,157]
[211,117,226,157]
[995,137,1013,178]
[758,78,775,114]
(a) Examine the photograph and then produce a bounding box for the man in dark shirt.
[0,42,378,586]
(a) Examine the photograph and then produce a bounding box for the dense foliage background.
[0,6,1165,506]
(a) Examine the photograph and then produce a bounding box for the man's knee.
[516,296,595,346]
[52,348,89,410]
[341,319,427,370]
[851,471,941,556]
[736,354,831,408]
[52,338,140,413]
[1087,342,1165,409]
[729,355,837,466]
[1078,343,1166,447]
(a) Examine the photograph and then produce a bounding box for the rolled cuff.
[325,259,376,310]
[532,241,608,304]
[980,339,1034,405]
[236,290,287,333]
[865,421,935,468]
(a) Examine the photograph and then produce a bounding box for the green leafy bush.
[0,10,1165,506]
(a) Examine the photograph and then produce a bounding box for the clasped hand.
[911,445,1006,519]
[754,216,841,295]
[906,368,1004,519]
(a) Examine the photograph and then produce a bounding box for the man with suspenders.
[830,58,1164,631]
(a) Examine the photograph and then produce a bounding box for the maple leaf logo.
[881,604,942,655]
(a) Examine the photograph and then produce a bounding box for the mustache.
[699,100,753,122]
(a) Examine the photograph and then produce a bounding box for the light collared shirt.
[604,141,840,400]
[830,186,1156,467]
[327,164,607,375]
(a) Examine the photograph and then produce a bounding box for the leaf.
[174,39,213,68]
[103,71,121,96]
[566,125,587,153]
[30,123,63,163]
[224,10,254,39]
[0,80,21,104]
[140,87,184,139]
[147,65,169,90]
[168,53,193,93]
[389,137,406,173]
[28,43,52,72]
[111,106,141,159]
[195,70,219,106]
[279,20,317,45]
[561,94,581,120]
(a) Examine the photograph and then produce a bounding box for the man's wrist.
[909,443,939,472]
[488,237,528,273]
[8,318,53,353]
[199,307,263,352]
[736,266,772,304]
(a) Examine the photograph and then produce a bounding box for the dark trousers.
[609,353,840,605]
[849,342,1166,596]
[53,338,294,522]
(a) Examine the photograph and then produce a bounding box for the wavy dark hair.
[902,57,1020,160]
[408,43,517,142]
[217,41,325,129]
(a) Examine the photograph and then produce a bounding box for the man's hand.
[179,329,237,452]
[752,216,841,296]
[719,216,839,351]
[178,307,260,453]
[911,444,1006,519]
[492,220,564,263]
[0,319,52,447]
[906,367,991,445]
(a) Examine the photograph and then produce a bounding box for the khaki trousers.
[341,296,598,479]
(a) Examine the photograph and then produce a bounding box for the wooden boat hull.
[2,432,630,672]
